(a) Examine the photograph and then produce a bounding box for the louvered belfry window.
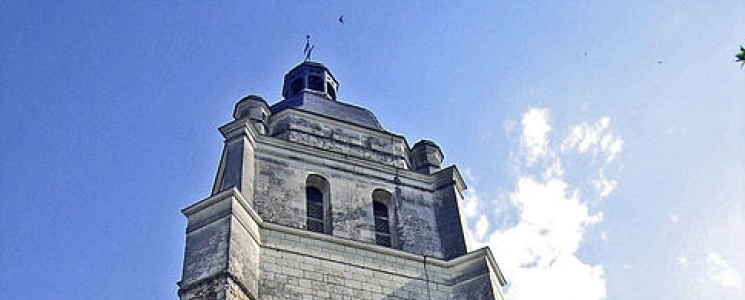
[373,201,392,247]
[306,187,325,233]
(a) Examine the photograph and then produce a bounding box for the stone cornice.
[269,104,396,138]
[270,106,403,143]
[213,109,469,194]
[255,138,440,192]
[218,119,256,147]
[482,246,508,287]
[184,188,505,289]
[269,109,407,161]
[432,165,467,192]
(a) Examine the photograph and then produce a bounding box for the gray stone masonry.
[180,189,505,299]
[178,61,506,299]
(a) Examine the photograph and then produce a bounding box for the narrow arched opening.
[372,189,395,247]
[306,174,331,234]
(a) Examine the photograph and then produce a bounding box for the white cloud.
[461,188,490,251]
[592,169,617,198]
[669,213,680,223]
[502,255,606,300]
[561,117,623,163]
[462,187,481,219]
[465,108,623,300]
[521,108,552,165]
[474,215,490,242]
[543,160,564,179]
[462,168,479,184]
[678,255,689,268]
[707,252,743,289]
[487,174,606,300]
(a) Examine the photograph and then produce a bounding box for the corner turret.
[234,94,270,134]
[410,140,444,174]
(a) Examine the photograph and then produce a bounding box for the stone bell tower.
[177,61,506,299]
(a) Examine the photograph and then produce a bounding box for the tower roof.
[272,61,384,130]
[270,93,383,130]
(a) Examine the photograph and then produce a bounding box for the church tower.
[177,61,506,299]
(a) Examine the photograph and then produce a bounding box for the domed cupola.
[271,61,383,130]
[281,61,339,101]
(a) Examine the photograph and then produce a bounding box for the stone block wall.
[269,111,408,169]
[209,108,473,261]
[259,228,437,299]
[433,185,468,260]
[180,217,230,293]
[212,123,257,203]
[259,220,501,299]
[227,216,260,297]
[180,189,504,299]
[251,146,447,259]
[396,186,443,258]
[180,191,262,300]
[180,100,506,299]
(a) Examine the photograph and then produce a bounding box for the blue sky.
[1,1,743,299]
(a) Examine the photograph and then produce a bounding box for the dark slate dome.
[271,61,383,130]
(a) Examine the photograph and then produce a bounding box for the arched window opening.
[291,78,304,95]
[372,189,395,247]
[306,187,324,233]
[308,75,324,92]
[373,201,392,247]
[326,82,337,100]
[306,174,331,234]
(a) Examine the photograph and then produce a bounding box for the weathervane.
[303,35,315,61]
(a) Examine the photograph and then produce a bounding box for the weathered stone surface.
[270,113,407,168]
[181,218,230,287]
[255,220,501,300]
[411,140,444,174]
[178,274,224,300]
[218,140,244,193]
[434,186,468,260]
[452,276,497,300]
[253,158,304,229]
[227,217,260,298]
[398,188,443,258]
[178,61,505,299]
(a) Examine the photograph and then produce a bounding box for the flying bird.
[736,45,745,68]
[338,15,344,24]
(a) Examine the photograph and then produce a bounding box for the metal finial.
[304,35,314,61]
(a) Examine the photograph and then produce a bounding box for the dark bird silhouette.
[338,15,344,24]
[736,45,745,68]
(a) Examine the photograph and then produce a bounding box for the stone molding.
[177,270,257,300]
[214,108,468,195]
[183,188,506,288]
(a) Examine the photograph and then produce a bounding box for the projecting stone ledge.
[269,110,408,168]
[180,188,506,300]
